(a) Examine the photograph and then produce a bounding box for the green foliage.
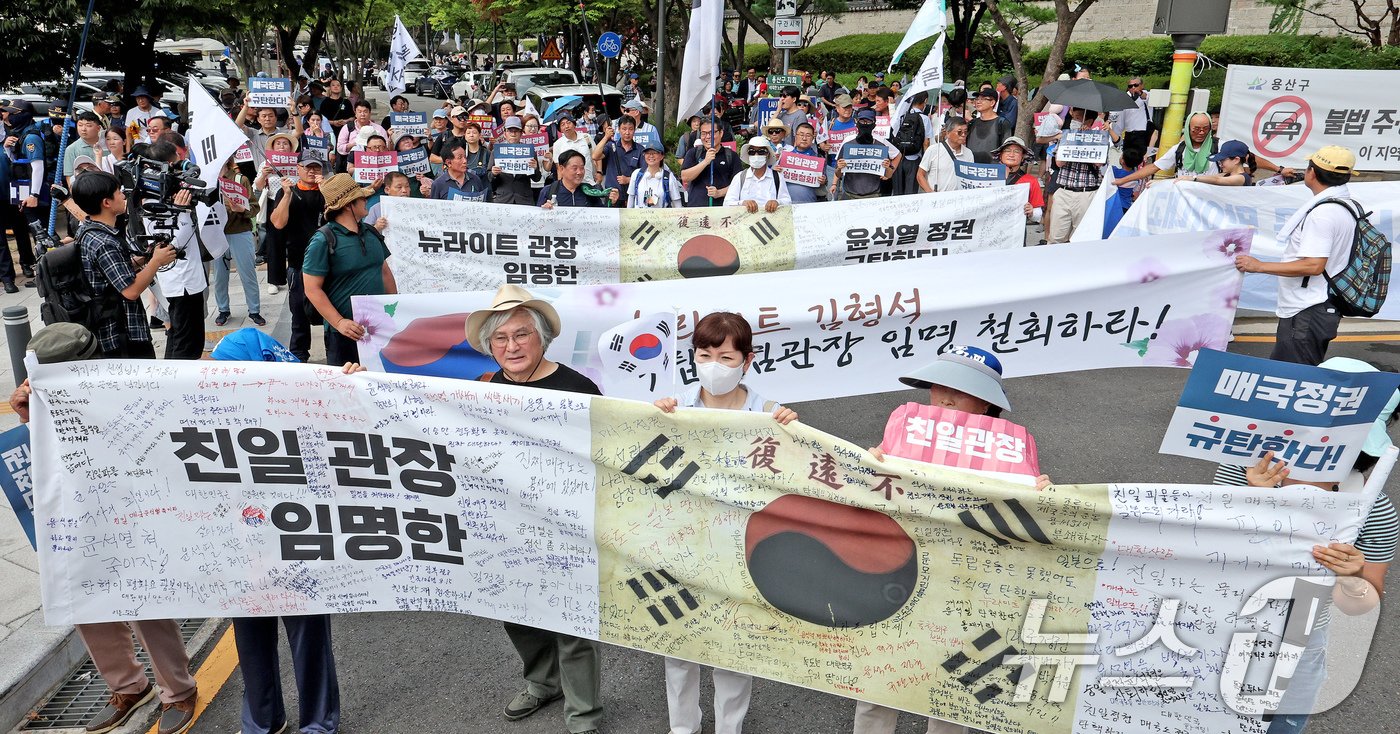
[789,33,938,76]
[740,43,772,69]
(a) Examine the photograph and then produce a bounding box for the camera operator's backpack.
[892,111,926,157]
[37,226,122,329]
[1301,198,1392,317]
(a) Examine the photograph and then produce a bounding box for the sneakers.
[214,311,230,326]
[268,284,280,295]
[3,280,17,294]
[156,693,197,734]
[22,265,34,278]
[503,689,563,721]
[85,683,156,733]
[248,313,267,327]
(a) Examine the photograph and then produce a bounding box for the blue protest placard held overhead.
[398,146,431,176]
[597,32,623,59]
[247,77,293,108]
[1160,349,1400,482]
[0,424,34,549]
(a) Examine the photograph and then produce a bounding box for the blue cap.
[629,73,639,79]
[855,108,877,122]
[211,328,301,363]
[1210,139,1250,163]
[432,109,448,119]
[899,345,1011,411]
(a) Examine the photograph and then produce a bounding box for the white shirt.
[1117,94,1150,134]
[150,212,209,297]
[919,141,974,192]
[552,133,595,183]
[723,166,792,207]
[1154,140,1220,177]
[1276,184,1356,318]
[126,107,161,144]
[627,168,682,208]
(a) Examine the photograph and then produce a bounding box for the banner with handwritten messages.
[381,186,1029,293]
[31,360,1378,733]
[1089,180,1400,320]
[353,230,1247,403]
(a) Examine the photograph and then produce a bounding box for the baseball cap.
[629,72,639,79]
[450,105,467,117]
[1209,139,1250,163]
[641,137,665,154]
[555,111,576,123]
[899,346,1011,411]
[72,155,98,171]
[623,98,645,111]
[855,108,876,122]
[874,71,886,79]
[503,116,523,130]
[1309,145,1356,174]
[432,109,448,119]
[29,323,99,363]
[211,328,301,363]
[1318,357,1400,457]
[298,150,324,166]
[973,88,998,100]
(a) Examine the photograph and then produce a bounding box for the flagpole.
[47,0,97,239]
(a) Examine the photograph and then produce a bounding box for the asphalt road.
[183,338,1400,734]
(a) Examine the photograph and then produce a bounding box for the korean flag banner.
[1160,349,1400,482]
[598,312,678,402]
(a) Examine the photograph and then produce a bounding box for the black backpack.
[892,111,926,156]
[38,227,122,329]
[301,224,389,323]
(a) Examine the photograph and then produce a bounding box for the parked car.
[414,67,457,98]
[496,67,577,96]
[377,59,431,90]
[451,71,494,102]
[523,82,623,122]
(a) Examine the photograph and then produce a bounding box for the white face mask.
[748,154,768,169]
[696,361,744,396]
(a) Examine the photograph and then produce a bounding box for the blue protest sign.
[303,134,329,162]
[247,77,292,108]
[391,111,429,138]
[1160,349,1400,481]
[598,32,623,59]
[494,144,536,175]
[398,146,430,176]
[633,130,660,152]
[0,424,34,550]
[840,141,889,176]
[953,159,1006,190]
[754,98,779,127]
[449,188,487,202]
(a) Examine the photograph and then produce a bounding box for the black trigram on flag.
[630,221,661,250]
[609,334,625,351]
[749,218,780,245]
[942,628,1025,704]
[622,435,700,499]
[199,136,217,167]
[957,499,1053,547]
[626,569,700,626]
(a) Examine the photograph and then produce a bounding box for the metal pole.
[1155,33,1203,179]
[47,0,98,238]
[656,0,666,128]
[5,307,32,386]
[782,49,790,73]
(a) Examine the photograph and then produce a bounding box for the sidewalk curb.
[0,619,84,733]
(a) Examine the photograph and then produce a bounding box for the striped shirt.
[1213,463,1398,627]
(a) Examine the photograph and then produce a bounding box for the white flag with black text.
[386,16,425,95]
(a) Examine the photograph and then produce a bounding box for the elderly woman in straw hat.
[302,173,396,366]
[465,284,605,733]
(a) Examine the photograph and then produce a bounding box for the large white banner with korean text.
[30,360,1376,734]
[353,230,1247,403]
[380,186,1029,293]
[1101,181,1400,320]
[1218,65,1400,171]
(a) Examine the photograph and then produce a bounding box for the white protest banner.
[954,159,1006,190]
[31,358,1377,734]
[493,144,535,175]
[353,152,398,184]
[776,150,824,188]
[246,77,292,108]
[218,178,249,211]
[839,143,887,175]
[1057,130,1109,164]
[597,311,678,401]
[1160,349,1400,482]
[1099,180,1400,319]
[521,131,550,161]
[1218,65,1400,171]
[267,150,299,180]
[355,229,1245,403]
[397,147,430,176]
[390,111,428,138]
[382,187,1029,293]
[825,126,854,149]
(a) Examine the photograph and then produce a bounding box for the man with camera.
[72,171,178,358]
[141,138,209,360]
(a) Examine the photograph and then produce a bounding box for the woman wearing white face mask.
[653,311,796,734]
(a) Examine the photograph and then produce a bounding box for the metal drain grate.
[20,619,206,731]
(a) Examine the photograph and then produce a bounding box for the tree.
[945,0,988,84]
[731,0,848,74]
[984,0,1057,141]
[1261,0,1400,46]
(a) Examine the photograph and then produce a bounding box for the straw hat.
[265,132,299,152]
[464,284,562,353]
[319,173,373,214]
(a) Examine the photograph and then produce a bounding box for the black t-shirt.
[431,132,464,161]
[490,363,601,396]
[681,146,740,206]
[319,97,354,130]
[966,117,1011,164]
[271,186,325,267]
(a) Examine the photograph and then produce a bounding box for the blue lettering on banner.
[0,425,33,549]
[1178,349,1399,428]
[247,78,293,107]
[953,160,1007,188]
[633,130,660,152]
[399,147,431,176]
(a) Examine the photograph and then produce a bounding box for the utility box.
[1147,88,1210,115]
[1152,0,1230,35]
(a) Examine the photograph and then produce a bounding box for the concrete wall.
[742,0,1361,48]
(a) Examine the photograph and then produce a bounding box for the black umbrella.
[1038,78,1135,113]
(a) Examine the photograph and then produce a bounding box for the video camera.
[112,156,219,213]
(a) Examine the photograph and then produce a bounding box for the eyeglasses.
[490,329,537,347]
[1127,83,1141,88]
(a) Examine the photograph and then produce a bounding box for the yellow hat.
[1308,145,1355,174]
[318,173,372,214]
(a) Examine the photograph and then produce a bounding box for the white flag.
[890,0,947,70]
[597,312,677,402]
[386,15,424,95]
[455,32,462,51]
[182,81,248,258]
[891,33,944,123]
[676,0,726,124]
